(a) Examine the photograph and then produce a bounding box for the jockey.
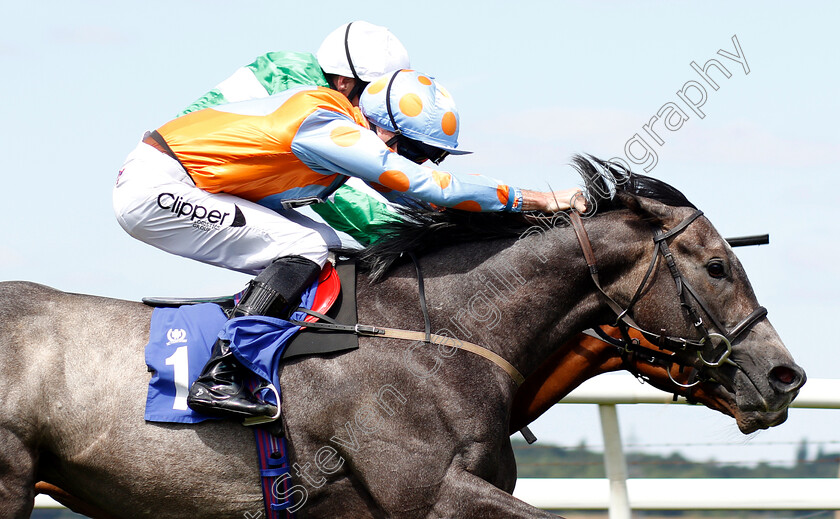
[113,70,585,420]
[177,20,410,247]
[180,20,410,114]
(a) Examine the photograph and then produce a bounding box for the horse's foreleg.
[0,429,37,519]
[35,482,117,519]
[432,470,562,519]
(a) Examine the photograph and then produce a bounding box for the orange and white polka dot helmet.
[360,70,471,155]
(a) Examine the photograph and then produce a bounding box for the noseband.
[568,209,768,387]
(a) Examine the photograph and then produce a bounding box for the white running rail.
[35,376,840,514]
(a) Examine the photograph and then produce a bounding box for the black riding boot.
[185,337,277,419]
[187,256,321,420]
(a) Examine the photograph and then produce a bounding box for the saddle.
[142,260,360,359]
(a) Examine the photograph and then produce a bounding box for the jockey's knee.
[278,228,329,268]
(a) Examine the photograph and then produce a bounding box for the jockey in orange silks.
[113,69,583,420]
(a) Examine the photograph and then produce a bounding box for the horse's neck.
[357,212,644,395]
[421,212,643,382]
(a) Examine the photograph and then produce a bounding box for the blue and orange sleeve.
[291,109,523,212]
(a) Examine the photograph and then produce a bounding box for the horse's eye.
[707,259,727,278]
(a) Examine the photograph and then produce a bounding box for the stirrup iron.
[243,383,283,426]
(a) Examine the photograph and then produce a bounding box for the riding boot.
[187,256,322,420]
[233,255,322,319]
[186,338,277,419]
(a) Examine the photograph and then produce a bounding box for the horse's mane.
[356,154,696,280]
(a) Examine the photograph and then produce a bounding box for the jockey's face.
[370,125,448,165]
[333,76,365,106]
[372,125,399,153]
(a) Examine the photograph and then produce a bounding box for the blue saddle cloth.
[144,283,317,423]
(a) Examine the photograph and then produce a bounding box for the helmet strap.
[384,70,403,135]
[382,70,448,165]
[344,22,360,81]
[343,22,368,102]
[348,79,368,103]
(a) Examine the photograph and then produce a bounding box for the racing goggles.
[385,134,450,165]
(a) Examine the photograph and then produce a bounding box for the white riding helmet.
[360,70,471,161]
[316,21,410,82]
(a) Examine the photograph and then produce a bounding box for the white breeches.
[113,141,333,275]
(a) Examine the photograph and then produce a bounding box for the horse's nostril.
[770,365,803,390]
[772,366,795,384]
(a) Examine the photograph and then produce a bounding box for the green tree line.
[513,439,840,479]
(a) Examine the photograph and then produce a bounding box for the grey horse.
[0,158,805,518]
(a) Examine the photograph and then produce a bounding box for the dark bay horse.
[2,157,804,518]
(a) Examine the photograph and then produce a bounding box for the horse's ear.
[616,191,672,227]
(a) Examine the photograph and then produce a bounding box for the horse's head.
[359,155,805,435]
[582,161,806,433]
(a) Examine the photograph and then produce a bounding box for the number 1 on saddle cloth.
[143,272,326,424]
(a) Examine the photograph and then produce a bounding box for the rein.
[568,210,768,386]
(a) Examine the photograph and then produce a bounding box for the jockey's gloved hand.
[521,188,587,213]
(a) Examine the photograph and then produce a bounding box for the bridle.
[568,209,768,387]
[289,207,766,394]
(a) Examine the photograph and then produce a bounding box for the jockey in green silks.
[178,20,407,247]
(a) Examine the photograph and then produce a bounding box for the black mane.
[356,154,695,280]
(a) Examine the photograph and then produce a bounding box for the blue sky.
[3,1,839,466]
